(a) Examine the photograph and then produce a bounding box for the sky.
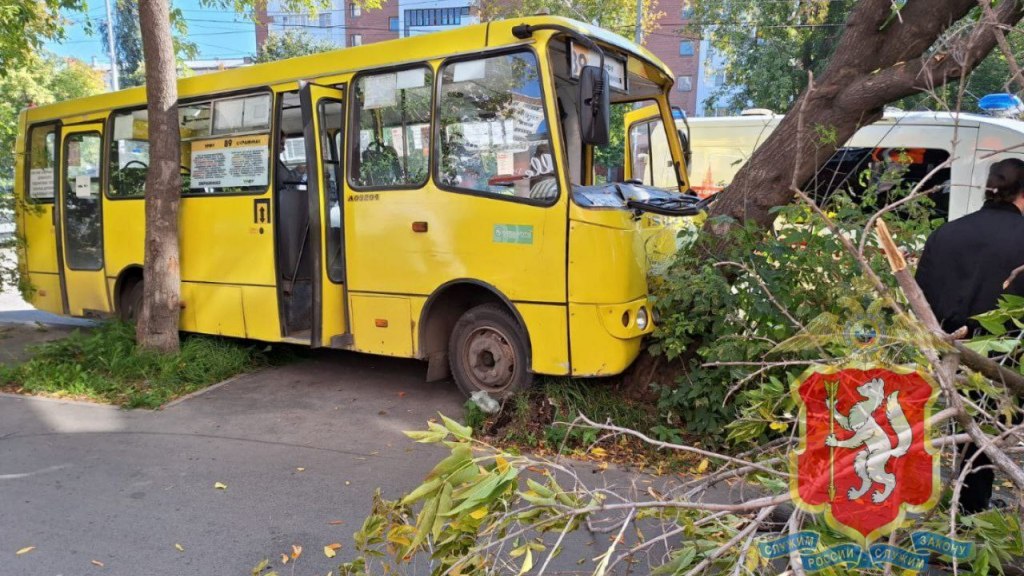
[46,0,259,64]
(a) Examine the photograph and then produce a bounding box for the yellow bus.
[15,16,700,397]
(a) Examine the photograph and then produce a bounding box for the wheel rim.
[462,326,517,393]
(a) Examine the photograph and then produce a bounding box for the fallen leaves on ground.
[91,560,104,567]
[16,546,34,556]
[175,543,184,552]
[214,482,227,490]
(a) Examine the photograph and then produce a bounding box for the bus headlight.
[636,307,649,330]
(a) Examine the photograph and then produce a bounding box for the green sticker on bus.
[493,224,534,245]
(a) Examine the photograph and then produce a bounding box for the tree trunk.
[708,0,1024,236]
[137,0,181,353]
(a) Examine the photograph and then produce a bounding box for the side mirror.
[678,129,692,174]
[579,65,610,146]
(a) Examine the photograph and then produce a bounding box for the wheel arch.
[418,279,532,380]
[113,265,144,314]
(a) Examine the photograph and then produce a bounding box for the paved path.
[0,352,474,575]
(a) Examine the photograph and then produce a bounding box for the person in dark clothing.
[915,158,1024,514]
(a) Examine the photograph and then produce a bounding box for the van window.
[109,93,273,198]
[350,67,433,189]
[628,118,676,189]
[26,125,57,202]
[810,146,951,218]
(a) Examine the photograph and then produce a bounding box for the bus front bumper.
[569,298,654,377]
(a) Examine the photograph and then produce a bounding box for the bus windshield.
[547,38,680,188]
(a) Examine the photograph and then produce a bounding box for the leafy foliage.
[649,163,941,443]
[254,29,338,63]
[0,0,85,74]
[0,322,275,408]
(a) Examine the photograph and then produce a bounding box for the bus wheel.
[119,281,144,323]
[449,304,531,398]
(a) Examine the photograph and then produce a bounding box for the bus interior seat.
[361,140,402,186]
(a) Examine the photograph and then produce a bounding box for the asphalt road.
[0,349,489,575]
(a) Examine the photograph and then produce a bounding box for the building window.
[713,71,727,87]
[676,75,693,92]
[319,12,331,27]
[350,2,360,17]
[679,40,694,57]
[389,16,399,31]
[351,34,362,46]
[681,0,694,19]
[404,7,469,34]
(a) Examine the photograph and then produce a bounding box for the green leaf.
[440,413,472,440]
[400,477,442,505]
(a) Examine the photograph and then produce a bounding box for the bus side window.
[26,125,57,202]
[109,93,273,198]
[436,51,559,202]
[350,67,433,189]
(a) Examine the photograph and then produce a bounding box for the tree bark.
[708,0,1024,236]
[137,0,181,353]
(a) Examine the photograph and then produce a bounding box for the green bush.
[0,322,270,408]
[649,179,940,445]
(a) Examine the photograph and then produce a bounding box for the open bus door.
[57,123,111,317]
[299,83,349,348]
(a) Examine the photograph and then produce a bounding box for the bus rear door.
[58,123,111,316]
[299,83,348,347]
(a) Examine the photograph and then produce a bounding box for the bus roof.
[21,16,669,124]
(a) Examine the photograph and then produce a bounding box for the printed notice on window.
[190,135,270,189]
[29,168,54,199]
[363,73,397,109]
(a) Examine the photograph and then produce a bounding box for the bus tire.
[119,281,144,323]
[448,303,531,399]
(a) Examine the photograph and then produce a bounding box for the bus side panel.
[102,198,145,296]
[343,190,567,304]
[350,294,413,357]
[178,194,277,286]
[184,282,246,338]
[16,118,61,313]
[515,303,569,376]
[241,286,282,341]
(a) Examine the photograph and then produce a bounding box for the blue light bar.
[979,93,1024,116]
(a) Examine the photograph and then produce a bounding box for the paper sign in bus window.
[29,168,54,199]
[189,135,270,189]
[396,69,426,89]
[74,175,92,199]
[364,74,397,109]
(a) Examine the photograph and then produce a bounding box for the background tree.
[707,0,1024,233]
[477,0,662,40]
[691,0,1024,115]
[0,0,84,73]
[100,0,144,88]
[0,55,105,293]
[254,29,337,63]
[688,0,855,114]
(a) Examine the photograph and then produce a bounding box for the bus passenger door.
[57,123,110,316]
[299,83,348,347]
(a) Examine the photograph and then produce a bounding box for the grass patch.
[467,377,700,472]
[0,322,282,408]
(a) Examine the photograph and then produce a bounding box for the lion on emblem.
[825,378,913,503]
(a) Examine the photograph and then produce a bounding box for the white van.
[625,106,1024,221]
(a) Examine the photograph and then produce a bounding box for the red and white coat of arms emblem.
[790,365,941,544]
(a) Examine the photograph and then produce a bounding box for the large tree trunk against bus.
[137,0,181,353]
[706,0,1024,244]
